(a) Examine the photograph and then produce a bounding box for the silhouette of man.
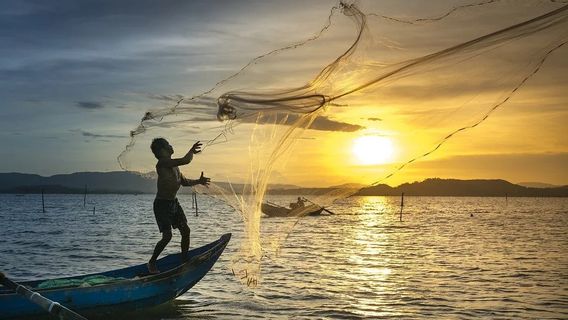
[147,138,210,274]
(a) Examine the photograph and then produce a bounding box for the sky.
[1,0,567,187]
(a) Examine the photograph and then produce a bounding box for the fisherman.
[147,138,210,274]
[290,197,306,210]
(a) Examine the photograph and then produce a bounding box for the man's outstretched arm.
[157,141,202,168]
[181,171,211,187]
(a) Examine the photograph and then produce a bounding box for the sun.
[352,135,394,165]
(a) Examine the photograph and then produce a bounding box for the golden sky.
[1,0,566,187]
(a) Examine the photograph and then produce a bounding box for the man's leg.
[148,230,172,273]
[179,223,190,262]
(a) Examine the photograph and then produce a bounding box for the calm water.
[1,194,567,319]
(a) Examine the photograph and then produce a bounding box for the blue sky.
[0,0,337,174]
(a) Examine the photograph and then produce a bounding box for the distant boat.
[0,233,231,319]
[261,202,324,218]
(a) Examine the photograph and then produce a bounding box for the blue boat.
[0,233,231,319]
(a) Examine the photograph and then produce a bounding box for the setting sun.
[352,135,394,165]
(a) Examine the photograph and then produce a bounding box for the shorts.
[153,198,188,233]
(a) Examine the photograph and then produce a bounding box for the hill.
[0,172,300,195]
[354,178,568,197]
[1,173,566,197]
[0,171,155,194]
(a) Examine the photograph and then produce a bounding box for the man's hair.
[151,138,169,159]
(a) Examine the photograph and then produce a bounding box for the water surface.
[1,194,567,319]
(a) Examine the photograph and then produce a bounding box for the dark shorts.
[153,198,188,233]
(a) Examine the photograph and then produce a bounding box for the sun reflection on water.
[343,196,400,317]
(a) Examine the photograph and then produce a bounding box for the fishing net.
[117,0,568,286]
[37,275,126,289]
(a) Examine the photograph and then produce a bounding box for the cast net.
[118,0,568,286]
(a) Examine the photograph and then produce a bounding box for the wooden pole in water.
[83,184,87,208]
[93,206,95,215]
[399,192,404,222]
[41,188,45,213]
[193,192,198,217]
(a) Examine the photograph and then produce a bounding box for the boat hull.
[0,233,231,319]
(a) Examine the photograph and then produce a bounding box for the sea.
[1,194,567,319]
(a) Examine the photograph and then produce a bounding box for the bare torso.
[155,165,182,200]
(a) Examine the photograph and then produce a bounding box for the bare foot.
[147,261,159,274]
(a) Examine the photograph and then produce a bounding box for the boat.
[261,203,324,218]
[0,233,231,319]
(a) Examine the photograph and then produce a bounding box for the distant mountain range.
[354,178,568,197]
[0,172,156,194]
[0,172,566,197]
[0,171,302,195]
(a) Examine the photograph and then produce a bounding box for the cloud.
[309,116,364,132]
[367,117,382,121]
[76,101,104,109]
[241,113,364,132]
[146,93,184,102]
[71,129,125,139]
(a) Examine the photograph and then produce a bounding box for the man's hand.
[190,141,203,154]
[198,171,210,187]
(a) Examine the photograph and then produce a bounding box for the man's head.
[151,138,174,159]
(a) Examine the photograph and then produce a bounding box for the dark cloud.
[367,117,382,121]
[310,116,364,132]
[76,101,104,109]
[146,93,184,102]
[71,129,125,139]
[238,113,364,132]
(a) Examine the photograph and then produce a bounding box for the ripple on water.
[0,195,567,319]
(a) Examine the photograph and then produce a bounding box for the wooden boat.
[0,233,231,319]
[261,203,324,218]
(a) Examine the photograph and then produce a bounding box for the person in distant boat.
[147,138,210,274]
[290,197,306,210]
